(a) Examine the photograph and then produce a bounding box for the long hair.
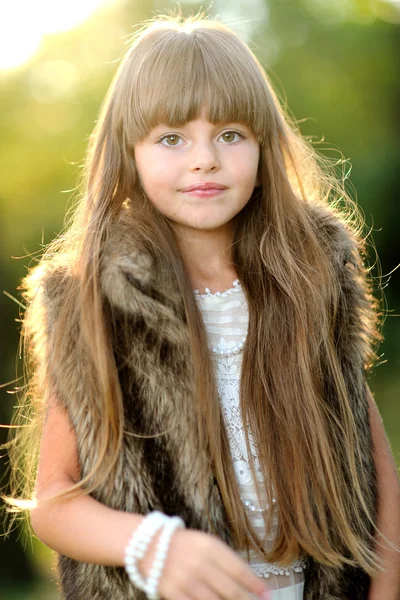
[2,12,383,573]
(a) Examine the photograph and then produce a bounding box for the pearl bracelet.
[124,511,186,599]
[124,511,170,591]
[145,516,186,600]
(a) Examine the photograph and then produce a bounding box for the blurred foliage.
[0,0,399,595]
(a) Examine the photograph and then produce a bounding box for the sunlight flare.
[0,0,113,71]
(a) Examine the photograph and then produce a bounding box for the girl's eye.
[219,131,244,144]
[158,130,244,148]
[159,134,182,147]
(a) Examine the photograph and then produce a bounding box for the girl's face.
[134,118,260,233]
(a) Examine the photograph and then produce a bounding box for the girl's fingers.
[206,561,267,600]
[157,530,271,600]
[211,544,270,599]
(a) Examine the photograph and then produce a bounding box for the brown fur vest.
[41,202,378,599]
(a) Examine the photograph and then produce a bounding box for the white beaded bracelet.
[124,511,170,591]
[145,516,186,600]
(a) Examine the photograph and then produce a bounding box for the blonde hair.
[2,11,383,573]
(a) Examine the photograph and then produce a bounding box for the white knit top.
[194,279,306,600]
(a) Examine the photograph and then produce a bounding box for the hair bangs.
[123,26,269,146]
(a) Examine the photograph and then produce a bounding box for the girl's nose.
[189,143,220,172]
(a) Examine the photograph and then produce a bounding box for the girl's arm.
[366,384,400,600]
[30,398,271,600]
[30,397,145,565]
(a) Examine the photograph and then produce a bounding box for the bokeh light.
[0,0,115,71]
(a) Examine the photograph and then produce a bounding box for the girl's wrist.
[139,527,163,578]
[145,516,185,599]
[124,512,170,587]
[124,511,186,598]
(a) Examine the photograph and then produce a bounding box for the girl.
[3,12,399,600]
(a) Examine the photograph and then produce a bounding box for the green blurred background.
[1,0,399,597]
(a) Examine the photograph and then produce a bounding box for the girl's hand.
[139,528,271,600]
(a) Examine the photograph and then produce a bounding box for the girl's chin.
[167,209,239,231]
[171,218,233,232]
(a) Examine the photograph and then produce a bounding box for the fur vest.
[41,201,378,599]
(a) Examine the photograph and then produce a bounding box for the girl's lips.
[181,189,226,198]
[180,182,227,192]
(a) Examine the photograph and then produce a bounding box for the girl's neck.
[172,223,238,293]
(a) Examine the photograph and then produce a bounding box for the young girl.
[3,12,399,600]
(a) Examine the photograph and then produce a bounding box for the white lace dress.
[194,279,306,600]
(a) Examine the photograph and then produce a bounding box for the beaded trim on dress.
[250,559,306,579]
[192,278,242,298]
